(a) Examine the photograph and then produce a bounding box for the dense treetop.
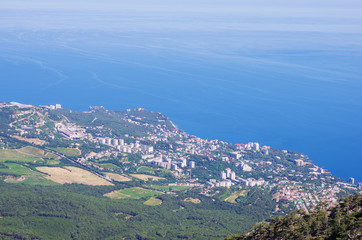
[226,194,362,240]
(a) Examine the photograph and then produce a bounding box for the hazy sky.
[1,0,362,33]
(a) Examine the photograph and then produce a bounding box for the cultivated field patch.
[104,187,161,199]
[36,166,113,186]
[147,184,191,191]
[144,197,162,206]
[44,152,61,160]
[44,160,61,165]
[105,172,132,182]
[100,163,119,169]
[225,190,247,203]
[0,163,57,186]
[137,166,155,174]
[0,149,43,163]
[50,148,81,157]
[16,146,44,157]
[11,135,47,145]
[4,175,57,185]
[0,163,42,176]
[130,174,165,181]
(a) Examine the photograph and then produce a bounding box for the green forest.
[0,183,276,240]
[226,194,362,240]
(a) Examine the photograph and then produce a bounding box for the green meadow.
[104,187,162,199]
[0,149,43,163]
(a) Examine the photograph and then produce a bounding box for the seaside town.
[0,101,360,212]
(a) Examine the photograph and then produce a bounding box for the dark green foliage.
[0,135,27,149]
[236,188,275,214]
[0,107,17,134]
[0,183,271,239]
[49,108,174,138]
[0,163,7,169]
[226,194,362,240]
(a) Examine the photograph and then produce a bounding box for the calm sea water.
[1,0,362,181]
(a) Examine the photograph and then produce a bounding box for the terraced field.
[0,148,43,163]
[0,146,60,164]
[0,163,42,176]
[130,174,165,181]
[0,163,57,185]
[37,166,113,186]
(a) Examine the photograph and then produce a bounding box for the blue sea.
[1,0,362,182]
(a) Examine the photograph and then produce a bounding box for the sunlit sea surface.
[1,0,362,181]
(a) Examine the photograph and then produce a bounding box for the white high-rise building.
[105,138,112,145]
[225,168,231,178]
[141,145,153,153]
[119,139,124,146]
[221,171,227,179]
[240,162,252,172]
[180,158,187,168]
[230,171,236,180]
[190,161,195,169]
[254,142,260,151]
[112,139,119,146]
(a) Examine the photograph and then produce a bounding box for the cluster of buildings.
[40,104,62,110]
[144,154,195,173]
[239,178,266,187]
[97,137,154,154]
[221,168,236,180]
[207,179,233,188]
[237,161,253,172]
[58,126,86,140]
[4,102,360,212]
[273,182,341,212]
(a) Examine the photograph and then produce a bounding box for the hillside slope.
[226,194,362,240]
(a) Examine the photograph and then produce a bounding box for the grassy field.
[96,163,119,169]
[104,187,162,199]
[224,190,247,203]
[0,149,43,163]
[219,189,232,201]
[0,146,61,164]
[44,160,61,165]
[10,135,47,145]
[0,163,57,186]
[44,152,60,160]
[105,172,132,182]
[17,146,45,157]
[137,166,155,174]
[4,176,58,185]
[0,163,42,176]
[50,148,81,157]
[144,197,162,206]
[37,166,113,186]
[130,174,165,181]
[147,184,191,191]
